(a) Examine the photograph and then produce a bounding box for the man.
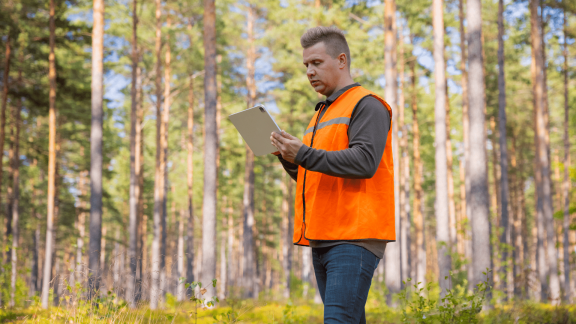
[270,26,395,324]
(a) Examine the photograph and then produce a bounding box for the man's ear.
[338,53,348,69]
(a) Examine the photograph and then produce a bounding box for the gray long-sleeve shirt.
[278,83,391,258]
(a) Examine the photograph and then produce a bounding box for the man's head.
[301,26,352,97]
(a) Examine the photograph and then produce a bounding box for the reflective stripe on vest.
[293,86,395,246]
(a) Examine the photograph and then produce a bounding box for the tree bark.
[242,4,257,299]
[176,208,185,301]
[202,0,218,301]
[41,0,57,308]
[127,0,139,307]
[467,0,491,290]
[9,57,21,307]
[150,0,164,309]
[186,70,195,289]
[135,64,144,303]
[0,34,11,227]
[530,0,560,304]
[397,22,410,285]
[497,0,512,300]
[384,0,400,303]
[88,0,105,302]
[160,15,172,305]
[458,0,473,289]
[562,10,572,303]
[433,0,451,295]
[281,175,293,298]
[410,55,426,287]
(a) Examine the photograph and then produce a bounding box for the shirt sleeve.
[277,154,299,181]
[293,96,390,179]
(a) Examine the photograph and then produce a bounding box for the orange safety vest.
[293,85,395,246]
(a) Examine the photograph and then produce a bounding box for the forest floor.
[0,299,575,323]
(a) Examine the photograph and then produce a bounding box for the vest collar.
[314,82,361,111]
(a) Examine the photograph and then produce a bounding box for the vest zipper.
[298,104,325,244]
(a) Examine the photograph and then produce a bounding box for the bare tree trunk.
[135,65,144,302]
[202,0,218,301]
[433,0,451,294]
[281,175,293,298]
[0,34,10,226]
[562,10,572,303]
[9,59,21,307]
[384,0,400,303]
[242,4,258,299]
[88,0,105,302]
[159,15,172,305]
[445,83,457,252]
[497,0,512,300]
[126,0,139,307]
[41,0,57,308]
[530,0,560,304]
[175,208,185,301]
[458,0,473,289]
[219,216,227,299]
[227,202,234,292]
[186,71,195,289]
[467,0,491,291]
[397,22,410,285]
[150,0,164,309]
[76,170,87,286]
[410,56,426,287]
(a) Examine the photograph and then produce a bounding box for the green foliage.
[399,269,491,324]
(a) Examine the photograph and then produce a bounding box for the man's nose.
[307,66,316,77]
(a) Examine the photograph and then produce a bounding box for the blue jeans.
[312,244,380,324]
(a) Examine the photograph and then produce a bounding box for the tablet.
[229,104,282,156]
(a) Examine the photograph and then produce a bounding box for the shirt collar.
[315,82,361,111]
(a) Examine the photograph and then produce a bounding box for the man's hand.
[270,130,303,164]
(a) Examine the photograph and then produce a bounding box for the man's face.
[303,42,342,97]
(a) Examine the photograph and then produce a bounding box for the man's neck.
[324,76,355,98]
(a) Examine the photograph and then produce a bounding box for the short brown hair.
[300,26,351,66]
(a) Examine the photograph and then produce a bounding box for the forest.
[0,0,575,322]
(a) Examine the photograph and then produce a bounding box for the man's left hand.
[271,131,303,164]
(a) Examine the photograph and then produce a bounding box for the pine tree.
[88,0,105,301]
[41,0,58,308]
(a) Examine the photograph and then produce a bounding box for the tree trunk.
[160,16,172,305]
[410,55,426,287]
[88,0,105,302]
[0,34,10,227]
[127,0,139,307]
[41,0,57,308]
[242,4,257,299]
[467,0,491,290]
[9,60,21,307]
[445,81,457,252]
[281,175,294,298]
[433,0,451,294]
[219,215,227,299]
[384,0,400,303]
[562,10,572,303]
[397,22,410,285]
[150,0,164,309]
[134,65,144,303]
[227,202,234,291]
[186,70,195,289]
[202,0,218,301]
[76,170,87,287]
[530,0,560,304]
[497,0,512,300]
[458,0,473,289]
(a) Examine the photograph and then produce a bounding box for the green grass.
[1,299,575,323]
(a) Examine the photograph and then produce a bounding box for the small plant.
[184,278,220,323]
[399,269,492,324]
